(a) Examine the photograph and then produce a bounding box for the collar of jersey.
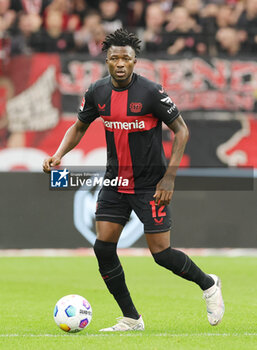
[110,73,136,91]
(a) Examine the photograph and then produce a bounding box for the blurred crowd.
[0,0,257,58]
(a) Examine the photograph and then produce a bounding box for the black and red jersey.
[78,73,180,193]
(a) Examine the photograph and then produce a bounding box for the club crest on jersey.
[129,102,142,113]
[80,97,85,111]
[98,104,106,112]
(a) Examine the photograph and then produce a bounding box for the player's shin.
[93,239,139,319]
[152,247,214,290]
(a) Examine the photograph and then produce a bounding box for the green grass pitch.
[0,256,256,350]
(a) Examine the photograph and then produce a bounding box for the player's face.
[106,46,137,88]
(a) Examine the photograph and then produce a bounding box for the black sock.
[94,239,139,319]
[153,247,214,290]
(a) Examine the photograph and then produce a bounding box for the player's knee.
[152,247,171,268]
[93,239,120,275]
[93,239,117,260]
[93,239,120,273]
[152,247,183,274]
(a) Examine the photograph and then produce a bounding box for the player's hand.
[42,156,61,173]
[153,175,175,206]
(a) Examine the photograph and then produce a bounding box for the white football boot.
[203,274,225,326]
[99,315,144,332]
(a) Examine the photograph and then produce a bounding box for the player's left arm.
[154,115,189,206]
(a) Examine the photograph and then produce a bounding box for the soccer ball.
[53,294,92,333]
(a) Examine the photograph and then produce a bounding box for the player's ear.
[105,58,108,64]
[134,58,137,64]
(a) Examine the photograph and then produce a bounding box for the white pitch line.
[0,333,256,338]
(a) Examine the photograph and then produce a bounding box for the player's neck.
[111,74,133,89]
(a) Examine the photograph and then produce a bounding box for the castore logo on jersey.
[98,104,106,112]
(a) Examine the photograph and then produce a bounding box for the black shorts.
[95,187,172,233]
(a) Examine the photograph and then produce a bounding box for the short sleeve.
[77,84,100,124]
[152,84,180,126]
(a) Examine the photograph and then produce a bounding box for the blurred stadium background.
[0,0,256,252]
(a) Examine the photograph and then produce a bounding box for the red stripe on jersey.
[110,90,135,193]
[125,114,158,130]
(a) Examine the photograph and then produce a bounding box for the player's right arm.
[43,120,90,173]
[43,84,99,174]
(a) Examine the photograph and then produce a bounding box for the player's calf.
[93,239,140,320]
[152,247,214,290]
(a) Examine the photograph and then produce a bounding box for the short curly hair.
[102,28,141,55]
